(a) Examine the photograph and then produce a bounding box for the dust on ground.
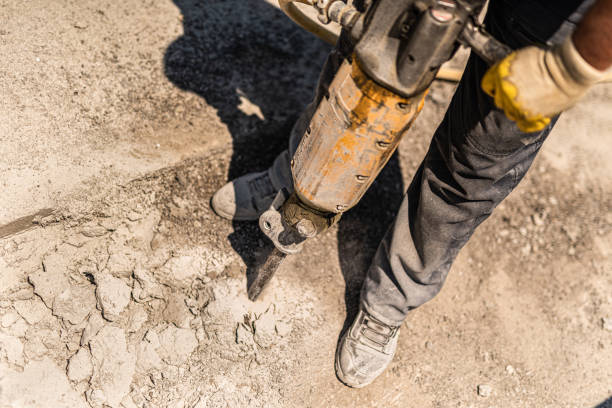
[1,1,611,407]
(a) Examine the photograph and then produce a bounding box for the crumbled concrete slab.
[157,254,207,289]
[81,312,106,346]
[81,223,109,238]
[1,311,20,328]
[126,211,160,251]
[163,293,193,329]
[136,329,164,373]
[29,259,70,308]
[254,307,277,348]
[52,284,96,325]
[132,266,165,303]
[89,326,136,408]
[14,297,51,324]
[275,320,292,337]
[157,325,198,366]
[126,302,149,333]
[67,347,93,382]
[0,358,88,407]
[95,274,132,321]
[0,332,25,366]
[23,326,61,361]
[2,315,29,338]
[107,250,136,279]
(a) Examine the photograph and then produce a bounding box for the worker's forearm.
[573,0,612,71]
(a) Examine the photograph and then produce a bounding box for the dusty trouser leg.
[360,0,591,326]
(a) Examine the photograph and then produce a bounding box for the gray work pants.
[269,0,594,326]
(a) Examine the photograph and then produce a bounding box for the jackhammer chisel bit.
[247,0,510,300]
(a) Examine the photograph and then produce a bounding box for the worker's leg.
[360,53,557,324]
[337,0,593,388]
[360,0,592,326]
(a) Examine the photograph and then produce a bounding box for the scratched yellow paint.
[292,56,427,213]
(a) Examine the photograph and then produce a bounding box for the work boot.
[335,308,400,388]
[211,151,293,221]
[211,170,280,221]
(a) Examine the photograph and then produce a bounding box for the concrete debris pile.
[0,198,311,408]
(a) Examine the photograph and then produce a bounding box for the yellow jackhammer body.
[248,0,510,300]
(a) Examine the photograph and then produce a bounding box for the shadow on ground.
[163,0,405,340]
[595,396,612,408]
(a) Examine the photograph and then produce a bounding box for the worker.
[211,0,612,388]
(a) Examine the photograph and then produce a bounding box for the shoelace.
[360,316,398,349]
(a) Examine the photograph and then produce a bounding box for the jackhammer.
[248,0,511,300]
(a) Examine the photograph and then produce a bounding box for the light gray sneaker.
[211,170,281,221]
[335,308,400,388]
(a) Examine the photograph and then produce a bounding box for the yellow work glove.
[481,35,606,133]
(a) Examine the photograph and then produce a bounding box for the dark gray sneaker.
[335,308,400,388]
[211,170,279,221]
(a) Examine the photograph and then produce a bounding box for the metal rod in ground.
[247,247,287,301]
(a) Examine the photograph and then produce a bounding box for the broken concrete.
[0,332,25,366]
[94,274,131,322]
[162,292,193,329]
[53,284,96,325]
[135,329,164,373]
[29,261,69,308]
[89,326,136,407]
[157,325,198,366]
[13,297,51,325]
[254,307,277,349]
[67,347,94,382]
[0,358,88,407]
[80,312,106,346]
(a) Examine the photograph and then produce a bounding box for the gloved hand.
[481,34,606,133]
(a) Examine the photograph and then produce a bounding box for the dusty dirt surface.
[1,1,611,407]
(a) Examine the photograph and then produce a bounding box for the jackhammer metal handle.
[459,19,512,66]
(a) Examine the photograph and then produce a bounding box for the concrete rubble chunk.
[602,317,612,332]
[24,327,61,361]
[89,326,136,408]
[157,255,207,289]
[107,250,135,279]
[52,284,96,325]
[4,316,29,338]
[236,322,254,347]
[95,273,132,321]
[254,308,277,348]
[1,311,20,328]
[157,325,197,366]
[477,384,492,397]
[126,302,149,333]
[136,330,164,373]
[14,297,51,324]
[0,358,88,407]
[132,266,165,303]
[86,389,107,406]
[127,211,160,251]
[275,320,292,337]
[163,293,193,329]
[0,332,25,366]
[29,255,70,308]
[67,347,93,382]
[120,394,139,408]
[81,312,106,346]
[81,224,108,238]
